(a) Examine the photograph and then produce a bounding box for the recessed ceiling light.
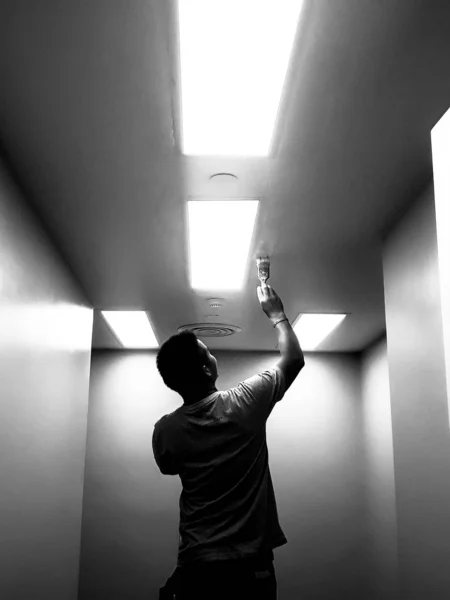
[292,314,347,350]
[101,311,159,348]
[178,0,303,156]
[187,199,259,290]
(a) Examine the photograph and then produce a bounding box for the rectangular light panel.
[292,313,347,351]
[102,311,159,348]
[188,200,259,290]
[178,0,303,156]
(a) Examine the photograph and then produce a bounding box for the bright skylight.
[292,313,347,350]
[178,0,303,156]
[188,199,259,290]
[101,311,159,348]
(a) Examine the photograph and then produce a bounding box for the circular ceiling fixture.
[209,173,238,184]
[178,323,241,337]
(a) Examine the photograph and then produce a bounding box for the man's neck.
[183,385,218,406]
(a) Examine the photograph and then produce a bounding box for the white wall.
[0,159,93,599]
[383,183,450,598]
[431,108,450,427]
[361,335,398,600]
[80,349,369,599]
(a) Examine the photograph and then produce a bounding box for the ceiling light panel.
[101,311,159,348]
[178,0,303,156]
[188,199,259,290]
[293,314,347,350]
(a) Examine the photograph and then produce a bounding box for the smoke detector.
[178,323,241,337]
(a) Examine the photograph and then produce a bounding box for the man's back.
[153,366,288,566]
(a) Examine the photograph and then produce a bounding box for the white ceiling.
[1,0,450,352]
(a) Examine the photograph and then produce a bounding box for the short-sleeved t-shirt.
[152,366,287,567]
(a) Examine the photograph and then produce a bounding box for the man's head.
[156,331,218,398]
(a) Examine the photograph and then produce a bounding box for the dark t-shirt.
[152,366,287,566]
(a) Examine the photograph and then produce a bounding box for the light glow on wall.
[431,108,450,428]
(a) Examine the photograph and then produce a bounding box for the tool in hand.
[256,257,270,287]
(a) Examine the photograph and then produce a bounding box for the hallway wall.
[382,183,450,599]
[81,349,368,599]
[0,159,93,600]
[361,335,398,600]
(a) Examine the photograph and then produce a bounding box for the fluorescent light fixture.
[178,0,303,156]
[101,311,159,348]
[292,313,347,350]
[188,199,259,290]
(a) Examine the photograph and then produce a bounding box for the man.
[154,283,305,599]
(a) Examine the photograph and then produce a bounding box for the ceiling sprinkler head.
[207,298,225,309]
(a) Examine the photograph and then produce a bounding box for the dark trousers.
[159,549,277,600]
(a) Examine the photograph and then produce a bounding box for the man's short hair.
[156,331,207,395]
